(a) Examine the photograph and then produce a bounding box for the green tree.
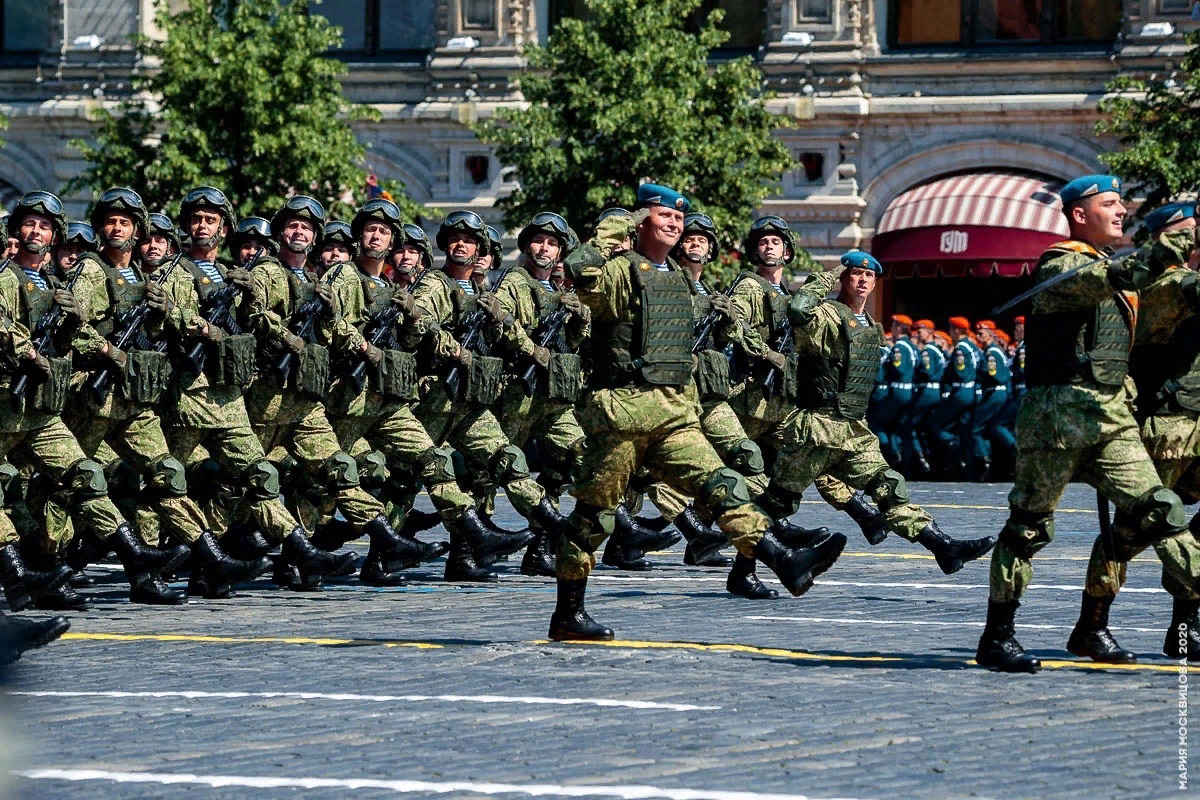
[1097,30,1200,214]
[67,0,426,223]
[474,0,799,285]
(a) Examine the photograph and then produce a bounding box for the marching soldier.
[970,320,1010,480]
[927,316,977,476]
[54,222,98,274]
[899,318,943,476]
[878,314,917,467]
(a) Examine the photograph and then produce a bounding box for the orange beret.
[915,319,935,330]
[891,314,912,326]
[933,331,952,345]
[994,330,1010,343]
[976,319,996,330]
[1014,315,1025,325]
[948,316,971,330]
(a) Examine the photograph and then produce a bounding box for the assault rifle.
[185,246,264,374]
[991,243,1153,316]
[89,252,183,405]
[10,261,85,410]
[276,262,344,383]
[444,268,512,398]
[346,265,429,395]
[761,321,794,401]
[692,274,748,355]
[519,287,575,397]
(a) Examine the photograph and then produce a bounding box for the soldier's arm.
[409,279,461,360]
[329,271,367,356]
[562,245,627,322]
[1136,268,1200,344]
[729,280,769,357]
[68,259,112,357]
[1038,245,1173,312]
[495,279,539,359]
[0,274,32,361]
[163,269,198,338]
[787,266,845,327]
[247,262,292,349]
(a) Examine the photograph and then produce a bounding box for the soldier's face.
[19,215,55,255]
[102,212,138,252]
[55,244,82,273]
[474,252,493,276]
[1013,322,1025,340]
[237,241,260,262]
[189,210,226,247]
[680,233,711,263]
[4,237,17,259]
[638,206,684,250]
[527,232,561,269]
[975,328,992,345]
[140,233,172,266]
[914,327,931,344]
[446,232,477,265]
[839,267,876,301]
[360,221,393,258]
[1070,192,1126,246]
[282,219,316,252]
[756,234,787,267]
[320,244,352,267]
[394,246,422,274]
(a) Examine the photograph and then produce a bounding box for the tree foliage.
[67,0,426,223]
[474,0,800,285]
[1097,30,1200,214]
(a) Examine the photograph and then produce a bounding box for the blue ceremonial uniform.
[899,341,946,474]
[994,339,1023,468]
[877,335,917,466]
[970,340,1011,477]
[867,343,892,450]
[927,337,978,472]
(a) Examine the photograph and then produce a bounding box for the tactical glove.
[283,332,306,355]
[763,350,787,370]
[226,267,255,289]
[531,346,551,368]
[477,292,504,323]
[709,294,739,323]
[145,282,172,315]
[53,288,82,322]
[364,344,384,365]
[106,344,128,369]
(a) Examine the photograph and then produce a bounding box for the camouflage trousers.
[493,381,586,498]
[413,381,545,519]
[65,405,209,546]
[0,409,124,554]
[561,384,772,580]
[331,391,473,523]
[770,411,932,540]
[1084,413,1200,603]
[992,423,1200,603]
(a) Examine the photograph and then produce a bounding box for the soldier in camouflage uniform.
[1072,202,1200,663]
[404,210,571,582]
[550,183,847,642]
[242,196,411,589]
[0,191,187,607]
[389,223,433,291]
[54,221,98,275]
[976,175,1200,673]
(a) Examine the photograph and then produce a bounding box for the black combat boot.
[129,573,186,605]
[752,531,846,597]
[915,522,997,574]
[112,523,190,577]
[281,528,358,590]
[725,554,778,599]
[603,504,682,569]
[33,584,92,612]
[309,517,357,551]
[221,525,274,561]
[1164,598,1200,661]
[458,508,534,564]
[444,527,497,583]
[520,527,557,577]
[676,507,734,568]
[1066,593,1136,663]
[634,514,673,533]
[842,492,889,546]
[359,541,408,587]
[65,532,112,572]
[191,532,271,597]
[0,612,70,666]
[480,510,529,537]
[548,577,614,641]
[976,600,1040,672]
[0,545,72,612]
[771,520,833,550]
[398,508,443,538]
[362,515,431,570]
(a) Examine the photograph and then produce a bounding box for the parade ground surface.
[0,483,1187,800]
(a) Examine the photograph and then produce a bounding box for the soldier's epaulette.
[1046,240,1102,257]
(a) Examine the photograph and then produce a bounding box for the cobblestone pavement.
[0,483,1191,800]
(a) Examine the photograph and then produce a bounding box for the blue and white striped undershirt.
[117,267,140,285]
[456,278,476,295]
[22,268,48,290]
[193,260,225,285]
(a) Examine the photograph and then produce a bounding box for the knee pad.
[62,459,109,502]
[321,451,361,491]
[998,510,1054,560]
[418,446,458,486]
[699,467,753,515]
[243,461,281,501]
[567,502,614,554]
[756,485,803,520]
[865,468,909,513]
[1131,486,1187,540]
[727,439,765,476]
[359,450,388,487]
[0,462,20,508]
[146,456,188,498]
[490,444,530,485]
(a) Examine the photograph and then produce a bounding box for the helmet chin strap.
[363,248,388,260]
[284,239,312,255]
[531,254,556,269]
[106,236,136,253]
[21,239,51,257]
[448,251,476,268]
[193,233,222,249]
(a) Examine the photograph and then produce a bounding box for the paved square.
[1,483,1190,800]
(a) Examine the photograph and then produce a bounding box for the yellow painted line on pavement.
[60,632,1182,673]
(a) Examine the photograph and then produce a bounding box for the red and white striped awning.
[876,173,1069,237]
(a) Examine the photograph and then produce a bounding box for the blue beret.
[840,249,882,275]
[1060,175,1122,206]
[636,183,690,212]
[1145,202,1196,234]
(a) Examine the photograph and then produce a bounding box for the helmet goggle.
[684,213,715,231]
[281,195,325,224]
[749,215,789,233]
[20,191,64,216]
[529,212,570,236]
[147,213,176,235]
[445,210,485,231]
[236,217,272,240]
[324,220,353,240]
[403,223,429,245]
[487,225,503,248]
[66,221,97,247]
[597,207,631,223]
[98,187,145,211]
[359,198,401,223]
[183,186,229,209]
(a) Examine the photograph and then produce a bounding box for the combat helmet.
[743,215,795,267]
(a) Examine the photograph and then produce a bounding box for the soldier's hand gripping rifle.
[761,322,794,401]
[276,262,345,383]
[185,245,264,374]
[444,268,512,398]
[10,261,85,410]
[519,287,575,397]
[346,265,429,395]
[89,252,183,405]
[692,274,748,355]
[990,243,1154,316]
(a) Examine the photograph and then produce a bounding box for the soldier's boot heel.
[281,529,356,577]
[725,554,778,599]
[634,514,673,533]
[359,539,408,587]
[193,532,271,590]
[444,528,497,583]
[1066,593,1136,663]
[361,514,429,569]
[308,518,357,552]
[1,613,70,663]
[843,492,888,546]
[975,600,1041,673]
[753,531,846,597]
[548,578,613,642]
[460,508,534,563]
[0,545,72,612]
[520,532,557,577]
[30,548,92,611]
[676,507,733,567]
[771,520,833,550]
[1164,598,1200,661]
[112,524,190,577]
[915,522,997,575]
[615,504,682,554]
[128,574,186,605]
[399,509,442,539]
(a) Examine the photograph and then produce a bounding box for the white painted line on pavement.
[7,690,717,712]
[591,575,1166,593]
[743,615,1164,633]
[14,768,854,800]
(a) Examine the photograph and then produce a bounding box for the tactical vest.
[181,258,228,305]
[358,270,418,401]
[16,270,59,337]
[1024,245,1133,388]
[689,280,731,400]
[427,269,503,405]
[94,259,148,341]
[282,267,331,398]
[514,269,583,402]
[14,269,71,412]
[94,258,173,405]
[794,301,882,420]
[588,253,694,388]
[1133,315,1200,417]
[732,272,791,386]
